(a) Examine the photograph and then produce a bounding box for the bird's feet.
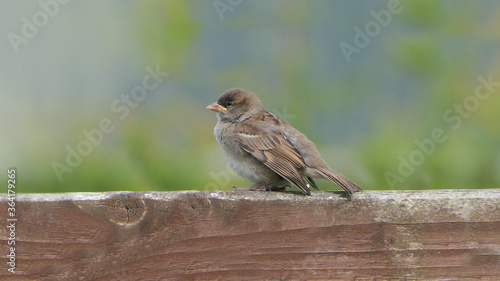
[233,184,288,192]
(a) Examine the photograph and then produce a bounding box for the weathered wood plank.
[1,190,499,280]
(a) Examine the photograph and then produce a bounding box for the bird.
[206,88,363,196]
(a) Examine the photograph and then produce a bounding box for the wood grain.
[1,190,499,280]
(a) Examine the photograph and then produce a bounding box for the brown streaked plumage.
[207,88,363,196]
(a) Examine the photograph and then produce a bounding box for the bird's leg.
[265,185,288,192]
[233,183,267,191]
[233,184,289,192]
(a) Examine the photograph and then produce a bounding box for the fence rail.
[1,189,499,280]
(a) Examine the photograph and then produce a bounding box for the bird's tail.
[314,168,363,195]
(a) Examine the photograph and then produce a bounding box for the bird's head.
[207,88,264,122]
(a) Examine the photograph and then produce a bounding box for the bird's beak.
[206,102,227,112]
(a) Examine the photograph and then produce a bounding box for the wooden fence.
[1,190,499,280]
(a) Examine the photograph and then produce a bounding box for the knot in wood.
[109,195,146,225]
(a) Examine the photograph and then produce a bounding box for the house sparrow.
[207,88,363,196]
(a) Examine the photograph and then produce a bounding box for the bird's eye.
[227,101,234,107]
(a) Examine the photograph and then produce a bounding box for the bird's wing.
[234,115,312,195]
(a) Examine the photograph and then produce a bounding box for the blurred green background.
[1,0,499,193]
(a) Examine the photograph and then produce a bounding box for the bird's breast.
[214,121,280,184]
